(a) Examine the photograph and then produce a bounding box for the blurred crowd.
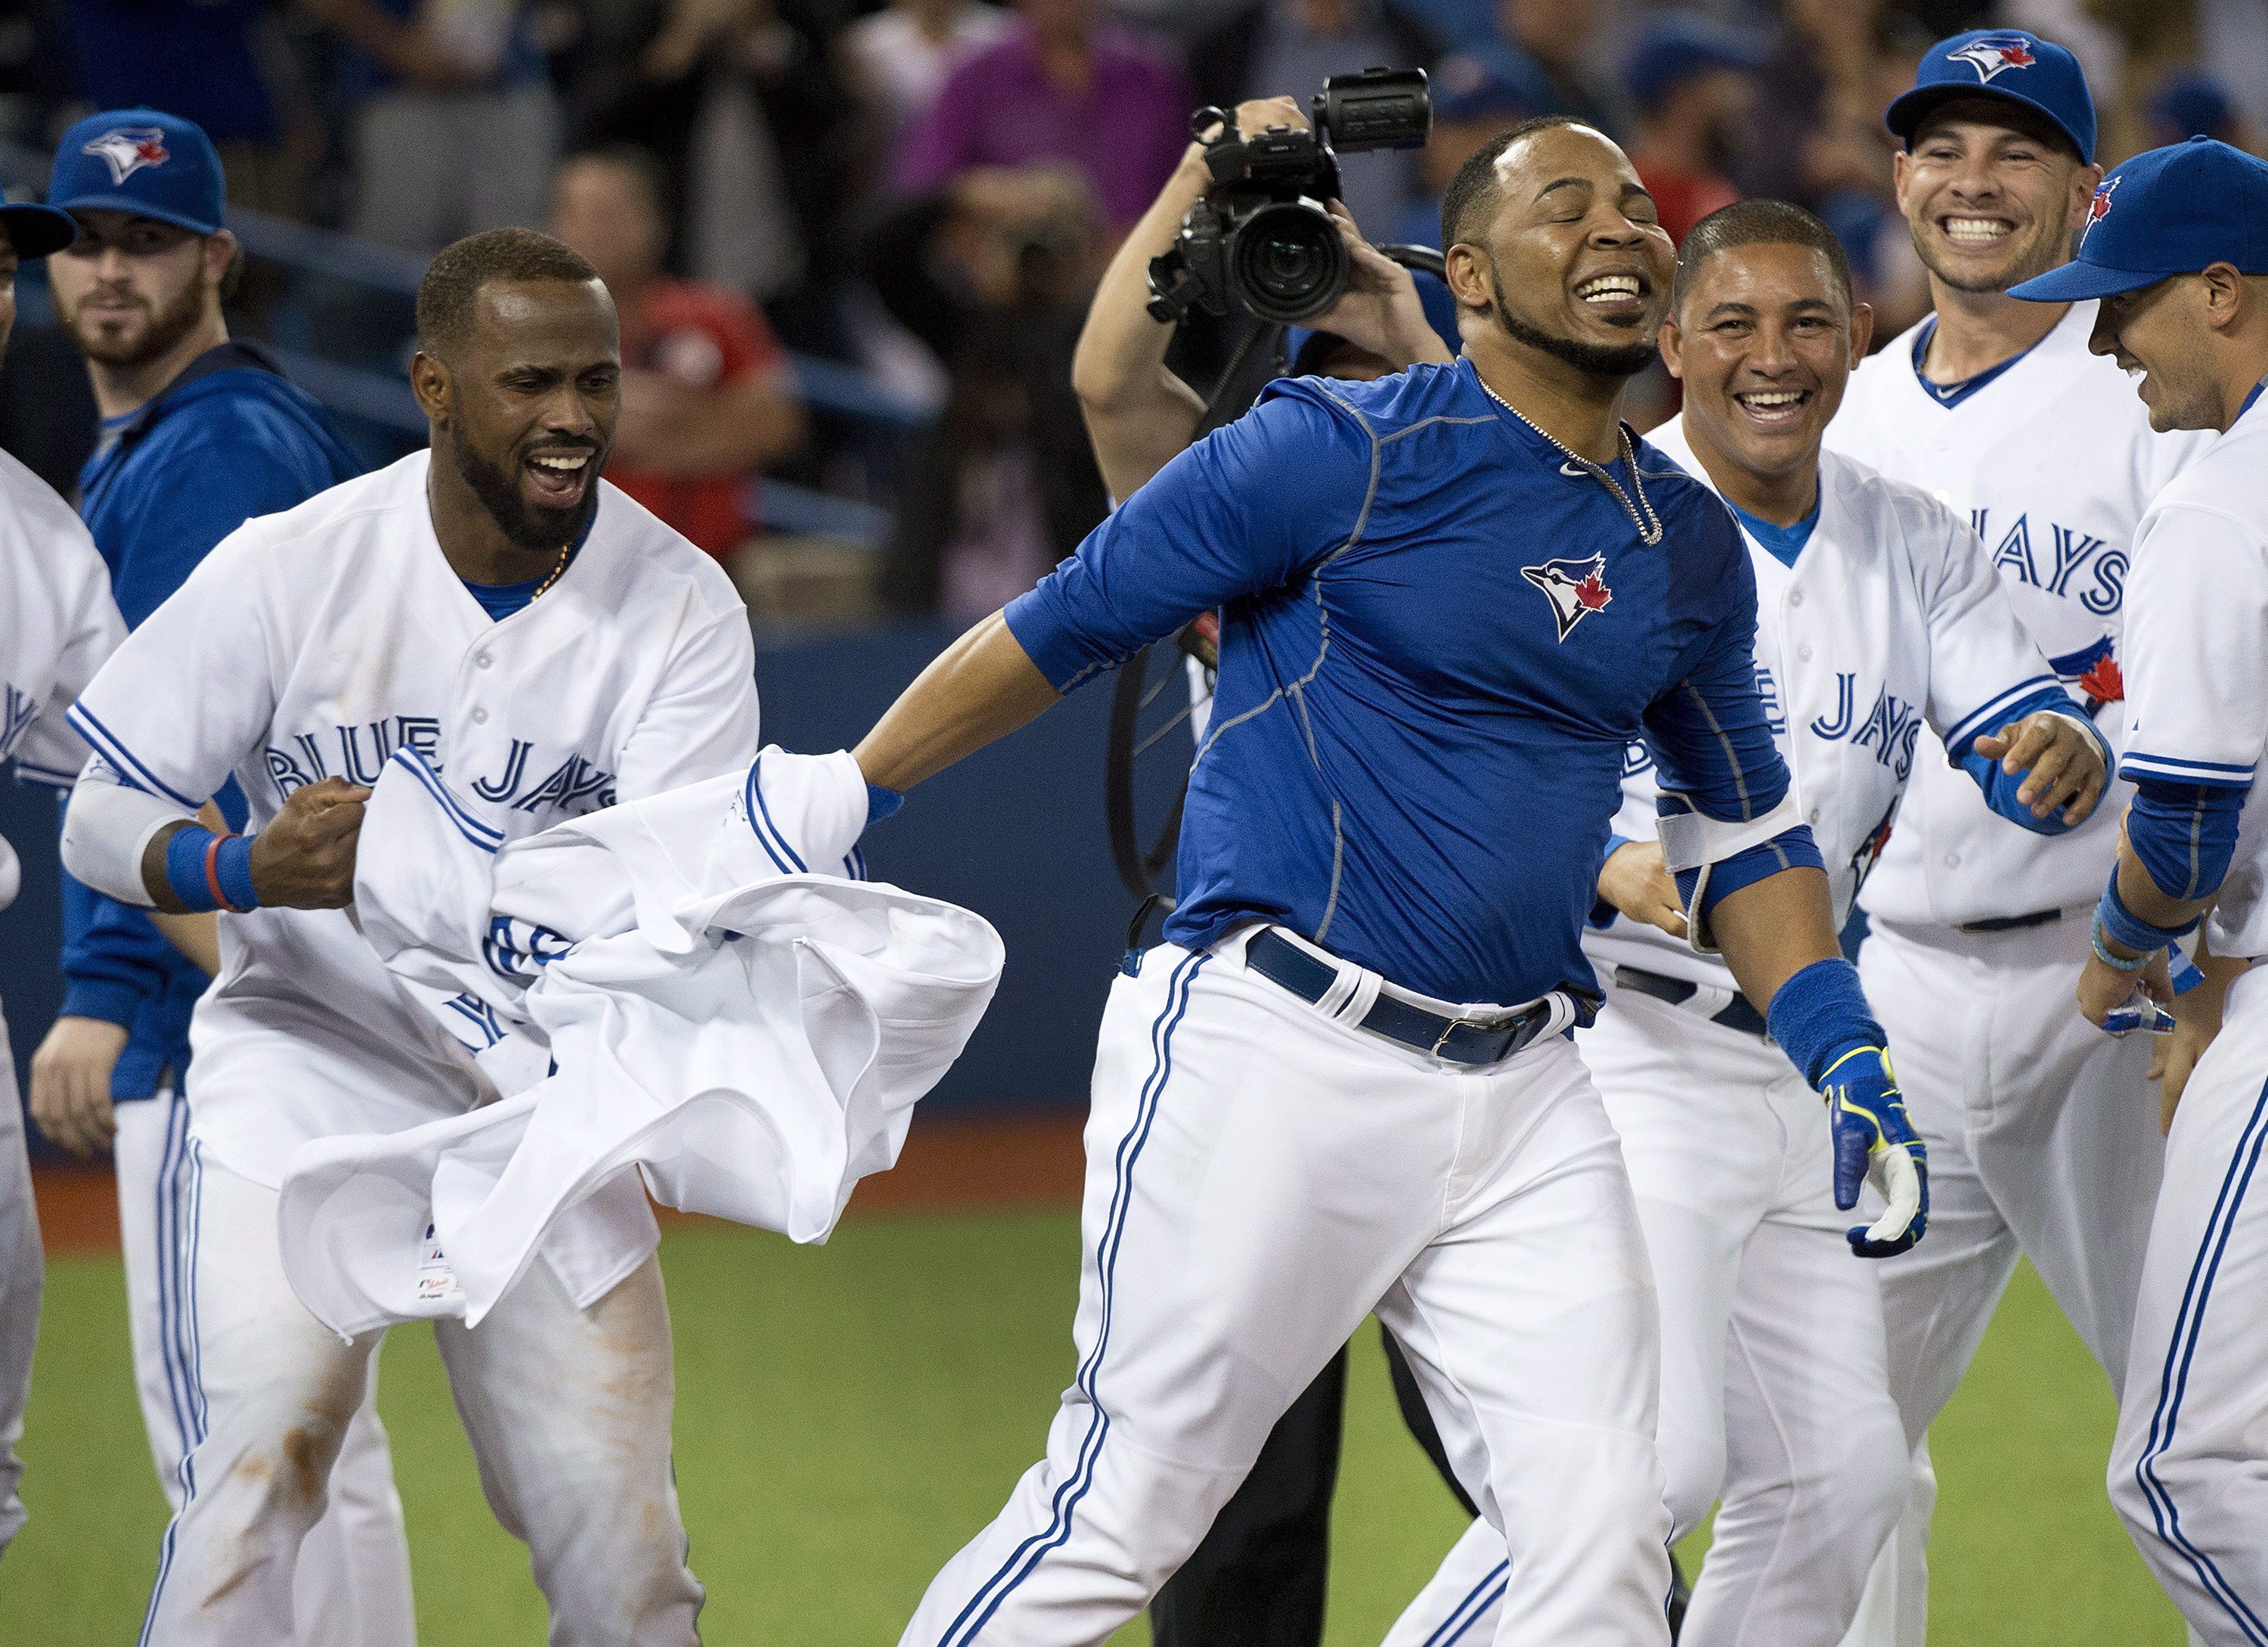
[0,0,2263,623]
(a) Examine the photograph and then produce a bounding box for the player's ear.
[2200,263,2245,332]
[1657,312,1684,380]
[408,350,452,423]
[2065,162,2106,234]
[1442,242,1492,312]
[1848,301,1876,363]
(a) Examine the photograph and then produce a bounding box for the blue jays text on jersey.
[1005,357,1817,1010]
[259,715,618,815]
[1972,508,2127,619]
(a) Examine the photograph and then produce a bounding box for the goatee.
[1490,277,1657,380]
[448,420,597,556]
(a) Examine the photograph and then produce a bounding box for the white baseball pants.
[899,939,1674,1647]
[1385,985,1907,1647]
[1837,915,2162,1647]
[0,1013,39,1556]
[2109,961,2268,1646]
[113,1089,414,1644]
[137,1146,702,1646]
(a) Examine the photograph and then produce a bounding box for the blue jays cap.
[1885,29,2096,165]
[1430,52,1551,126]
[0,200,75,259]
[2008,137,2268,302]
[47,110,227,237]
[1622,14,1770,113]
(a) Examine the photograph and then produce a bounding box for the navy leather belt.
[1244,929,1554,1067]
[1612,965,1769,1038]
[1958,907,2064,934]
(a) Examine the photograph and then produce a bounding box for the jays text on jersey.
[62,453,760,1185]
[1823,299,2207,925]
[1005,356,1811,1010]
[1592,424,2087,992]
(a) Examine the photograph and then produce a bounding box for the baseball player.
[0,193,125,1556]
[57,227,758,1643]
[1070,94,1472,1647]
[1385,200,2111,1647]
[2022,138,2268,1647]
[856,116,1928,1647]
[20,109,414,1642]
[1819,34,2213,1643]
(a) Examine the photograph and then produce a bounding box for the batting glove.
[1820,1046,1929,1258]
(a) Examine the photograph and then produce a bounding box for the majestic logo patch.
[84,126,171,185]
[2083,175,2120,243]
[1521,554,1613,640]
[2050,635,2124,711]
[1948,34,2038,82]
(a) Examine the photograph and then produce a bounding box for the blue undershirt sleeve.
[2127,778,2246,902]
[1002,383,1371,693]
[1953,684,2108,836]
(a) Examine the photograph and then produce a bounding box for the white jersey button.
[1944,853,1960,868]
[1808,807,1822,824]
[475,653,493,669]
[1789,591,1804,606]
[1799,644,1814,661]
[471,708,488,724]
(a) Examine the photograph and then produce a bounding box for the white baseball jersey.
[1824,301,2208,926]
[67,451,760,1186]
[0,444,122,801]
[2120,394,2268,960]
[1588,421,2068,991]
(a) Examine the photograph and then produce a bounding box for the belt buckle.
[1430,1009,1520,1059]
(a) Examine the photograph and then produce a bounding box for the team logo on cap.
[2083,175,2120,243]
[1521,554,1613,640]
[1948,34,2039,82]
[83,126,170,185]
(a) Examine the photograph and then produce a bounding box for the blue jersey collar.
[1910,316,2039,409]
[1725,495,1821,567]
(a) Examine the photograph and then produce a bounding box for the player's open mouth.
[1573,271,1647,318]
[524,448,594,506]
[1938,216,2015,246]
[1733,388,1811,426]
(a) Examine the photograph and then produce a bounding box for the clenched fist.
[248,777,372,909]
[1597,839,1687,938]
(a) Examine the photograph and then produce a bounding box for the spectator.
[1186,0,1442,238]
[895,0,1192,231]
[2147,69,2257,148]
[1468,0,1634,142]
[1620,14,1766,245]
[305,0,562,251]
[844,0,1012,140]
[1386,51,1548,247]
[549,147,805,562]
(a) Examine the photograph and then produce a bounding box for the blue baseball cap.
[1885,29,2096,164]
[0,200,75,259]
[1622,14,1770,112]
[47,110,227,236]
[1430,52,1551,127]
[2009,136,2268,302]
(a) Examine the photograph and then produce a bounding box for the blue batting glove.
[1820,1046,1929,1259]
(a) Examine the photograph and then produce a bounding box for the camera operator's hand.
[1309,200,1458,372]
[1202,96,1309,149]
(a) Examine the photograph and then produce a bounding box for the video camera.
[1146,67,1431,327]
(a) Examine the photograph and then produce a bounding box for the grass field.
[6,1209,2183,1644]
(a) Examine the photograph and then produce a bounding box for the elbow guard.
[2127,780,2245,901]
[60,759,193,907]
[1657,792,1810,954]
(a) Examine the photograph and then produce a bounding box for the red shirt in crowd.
[609,278,785,560]
[1634,161,1742,248]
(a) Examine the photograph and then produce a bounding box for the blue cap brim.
[0,203,76,259]
[46,193,222,237]
[2007,260,2169,301]
[1886,82,2090,163]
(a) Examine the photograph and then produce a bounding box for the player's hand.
[249,777,371,910]
[29,1016,128,1157]
[2077,941,2168,1028]
[1308,201,1457,371]
[1597,839,1687,938]
[2154,950,2237,1132]
[1819,1045,1929,1257]
[1972,711,2105,825]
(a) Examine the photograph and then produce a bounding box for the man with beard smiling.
[1387,199,2108,1647]
[57,227,758,1644]
[1821,36,2215,1647]
[857,116,1926,1647]
[23,108,414,1647]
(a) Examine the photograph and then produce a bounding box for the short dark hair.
[1671,199,1854,317]
[415,228,600,360]
[1439,113,1588,251]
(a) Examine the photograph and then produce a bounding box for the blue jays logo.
[2049,635,2124,714]
[2084,175,2120,244]
[1521,554,1613,641]
[1948,34,2039,83]
[83,126,171,185]
[1849,802,1898,898]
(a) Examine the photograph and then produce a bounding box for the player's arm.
[2075,505,2268,1026]
[1645,554,1926,1256]
[858,386,1363,793]
[1912,501,2108,829]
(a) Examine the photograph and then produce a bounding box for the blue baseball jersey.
[1008,357,1802,1008]
[61,343,363,1100]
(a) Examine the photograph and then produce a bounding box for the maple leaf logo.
[2077,655,2124,704]
[1575,570,1613,613]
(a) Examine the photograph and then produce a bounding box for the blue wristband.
[866,783,906,824]
[2168,940,2206,997]
[1765,957,1889,1087]
[163,825,260,914]
[214,833,258,912]
[2096,868,2198,954]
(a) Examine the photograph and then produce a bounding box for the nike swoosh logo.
[1560,461,1591,477]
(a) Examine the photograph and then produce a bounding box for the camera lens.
[1228,200,1350,324]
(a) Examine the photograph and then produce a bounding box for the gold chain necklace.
[1478,377,1663,546]
[529,538,575,600]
